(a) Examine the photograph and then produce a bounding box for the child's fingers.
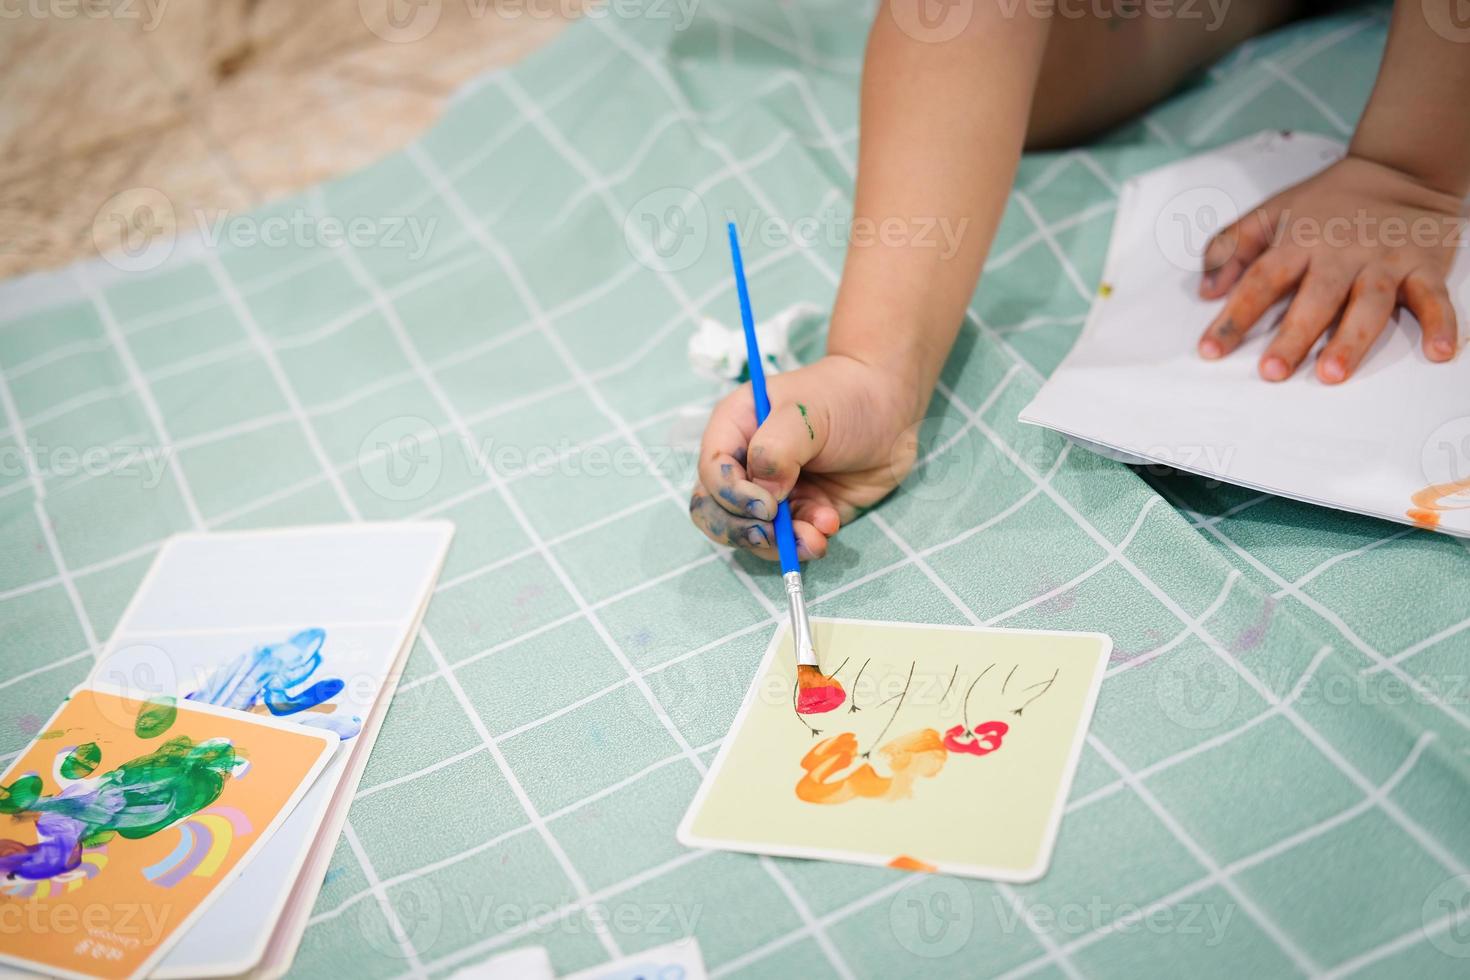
[696,390,778,520]
[1402,270,1459,362]
[1198,249,1307,360]
[1258,269,1350,381]
[788,485,842,537]
[746,401,828,502]
[1201,204,1279,299]
[689,485,829,560]
[1316,271,1399,383]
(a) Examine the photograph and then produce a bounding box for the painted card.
[0,686,335,980]
[679,619,1110,881]
[86,522,454,978]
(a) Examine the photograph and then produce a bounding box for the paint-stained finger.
[1317,272,1399,383]
[1201,204,1278,299]
[1402,270,1459,362]
[1258,269,1349,381]
[789,491,841,537]
[689,485,829,560]
[1198,249,1306,360]
[696,387,777,520]
[747,401,828,502]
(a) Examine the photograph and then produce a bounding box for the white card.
[86,522,454,978]
[1021,130,1470,536]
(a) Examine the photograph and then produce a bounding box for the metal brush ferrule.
[783,570,819,668]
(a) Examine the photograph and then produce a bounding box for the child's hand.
[1197,155,1464,383]
[688,354,921,561]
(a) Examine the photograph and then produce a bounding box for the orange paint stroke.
[888,855,937,873]
[795,729,948,805]
[1406,477,1470,528]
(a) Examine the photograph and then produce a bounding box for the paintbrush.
[725,222,832,696]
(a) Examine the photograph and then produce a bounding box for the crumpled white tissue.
[687,302,824,381]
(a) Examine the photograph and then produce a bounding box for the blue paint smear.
[187,628,361,740]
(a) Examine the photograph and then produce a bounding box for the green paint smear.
[39,729,66,740]
[135,696,177,739]
[108,736,237,839]
[0,774,42,814]
[797,403,815,440]
[60,742,101,779]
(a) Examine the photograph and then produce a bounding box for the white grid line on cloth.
[1284,527,1416,595]
[1323,902,1470,979]
[9,137,824,553]
[520,19,1123,967]
[315,183,627,962]
[597,12,1138,973]
[595,16,1383,967]
[0,649,94,695]
[1256,59,1353,135]
[996,733,1439,980]
[701,732,1438,980]
[418,850,715,976]
[73,266,206,528]
[0,5,1446,975]
[405,130,739,938]
[1102,570,1243,679]
[488,70,797,637]
[343,822,428,973]
[201,232,434,971]
[1010,190,1096,304]
[1085,736,1321,974]
[938,378,1467,877]
[0,370,103,664]
[867,511,1311,975]
[313,736,723,927]
[1156,482,1470,731]
[417,60,857,971]
[1187,16,1376,145]
[1185,493,1272,529]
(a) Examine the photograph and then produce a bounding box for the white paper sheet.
[1020,131,1470,536]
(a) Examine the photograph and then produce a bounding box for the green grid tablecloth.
[2,2,1468,977]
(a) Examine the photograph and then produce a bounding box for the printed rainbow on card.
[143,807,253,888]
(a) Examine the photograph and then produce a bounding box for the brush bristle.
[795,664,828,688]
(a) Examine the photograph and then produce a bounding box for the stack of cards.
[0,522,453,980]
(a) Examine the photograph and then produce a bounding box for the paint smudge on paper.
[188,628,361,739]
[795,729,948,804]
[942,721,1008,756]
[888,855,937,873]
[1406,477,1470,529]
[791,661,1058,820]
[58,742,101,779]
[0,699,244,883]
[135,697,177,738]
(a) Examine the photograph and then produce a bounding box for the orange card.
[0,685,336,980]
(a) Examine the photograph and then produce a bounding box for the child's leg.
[1026,2,1309,149]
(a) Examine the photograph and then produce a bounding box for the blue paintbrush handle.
[727,223,801,576]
